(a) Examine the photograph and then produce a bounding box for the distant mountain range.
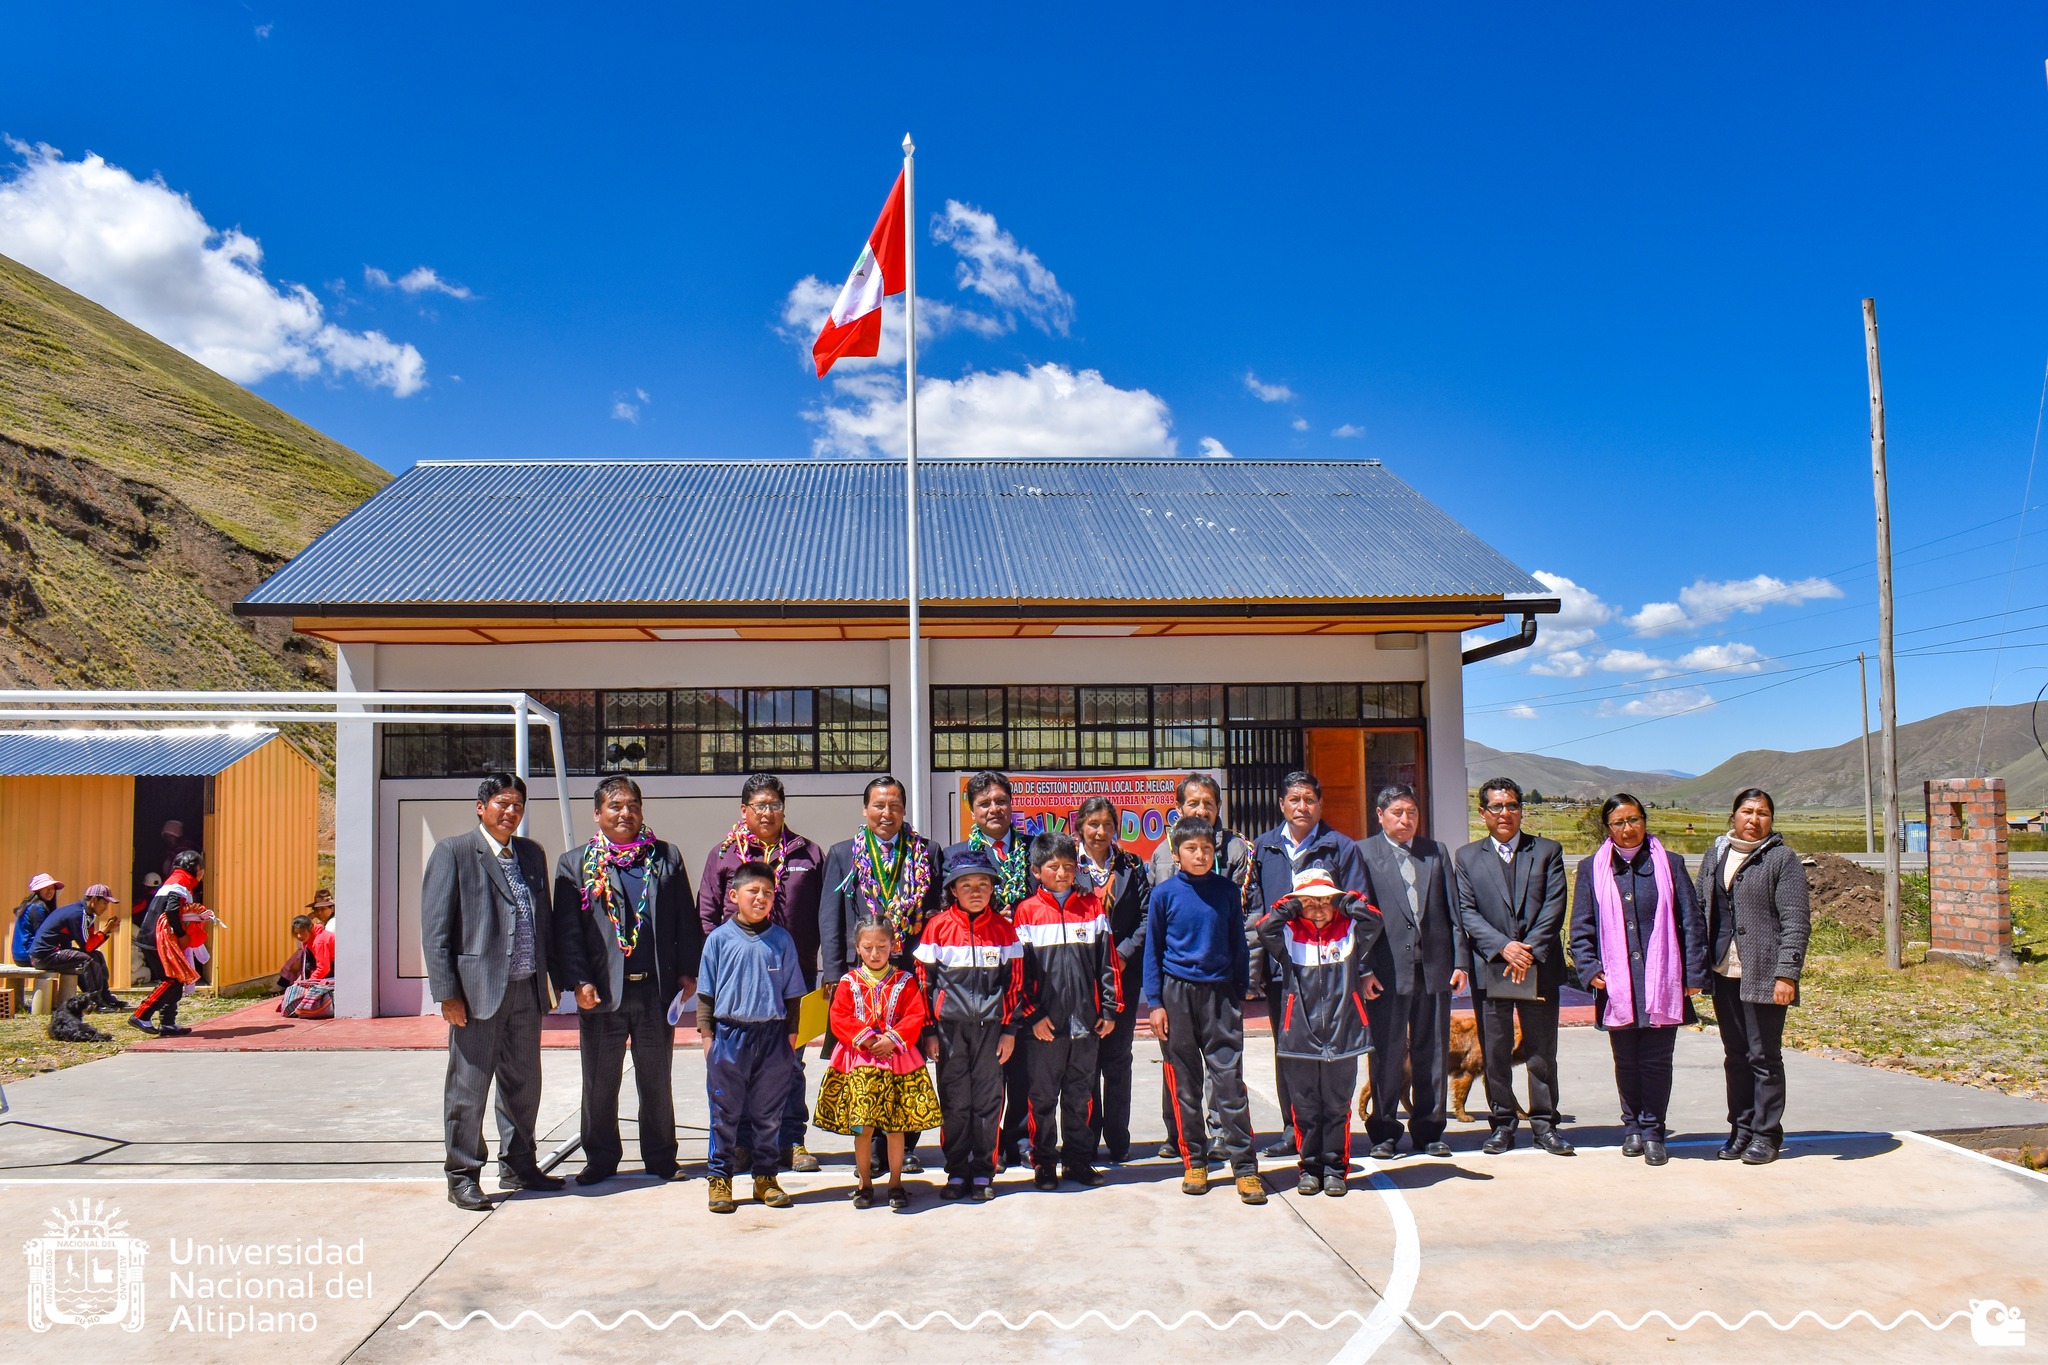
[1469,701,2048,810]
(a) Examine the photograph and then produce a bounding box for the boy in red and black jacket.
[1011,831,1122,1190]
[1255,867,1384,1196]
[912,850,1022,1201]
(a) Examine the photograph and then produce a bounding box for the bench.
[0,963,75,1016]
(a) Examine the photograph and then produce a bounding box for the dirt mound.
[1798,852,1884,937]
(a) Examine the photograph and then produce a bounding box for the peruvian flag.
[812,171,907,377]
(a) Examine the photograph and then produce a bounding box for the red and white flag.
[812,171,907,377]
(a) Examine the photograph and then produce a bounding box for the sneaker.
[1296,1173,1321,1197]
[707,1177,737,1214]
[1032,1167,1060,1191]
[1236,1175,1268,1205]
[940,1179,968,1200]
[753,1175,793,1208]
[1322,1174,1348,1197]
[1064,1164,1108,1188]
[127,1016,159,1035]
[1181,1163,1209,1196]
[787,1144,821,1173]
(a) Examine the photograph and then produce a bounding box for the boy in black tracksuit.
[1011,832,1121,1190]
[912,851,1022,1201]
[1257,869,1384,1196]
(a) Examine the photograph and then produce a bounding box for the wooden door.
[1305,728,1367,840]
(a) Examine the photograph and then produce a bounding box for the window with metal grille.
[931,687,1005,770]
[1079,686,1151,768]
[1009,686,1077,770]
[1153,683,1225,767]
[819,687,891,772]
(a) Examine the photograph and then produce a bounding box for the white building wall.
[1424,631,1470,850]
[334,643,378,1019]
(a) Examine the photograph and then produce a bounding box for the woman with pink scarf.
[1568,793,1707,1166]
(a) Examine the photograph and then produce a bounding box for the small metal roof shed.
[0,727,279,777]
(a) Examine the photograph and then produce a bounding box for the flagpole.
[902,132,924,834]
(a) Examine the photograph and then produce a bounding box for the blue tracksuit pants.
[706,1019,795,1179]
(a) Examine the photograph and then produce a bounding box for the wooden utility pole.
[1864,298,1903,970]
[1859,651,1875,854]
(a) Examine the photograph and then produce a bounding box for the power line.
[1976,352,2048,773]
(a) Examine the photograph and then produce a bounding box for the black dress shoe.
[1740,1138,1780,1165]
[1621,1134,1645,1158]
[1297,1172,1322,1196]
[1423,1140,1453,1158]
[1533,1130,1576,1157]
[1717,1133,1750,1161]
[1260,1138,1299,1159]
[499,1167,566,1192]
[1153,1142,1178,1162]
[573,1166,615,1187]
[1369,1139,1399,1160]
[901,1153,925,1174]
[1643,1141,1669,1166]
[1481,1130,1515,1155]
[447,1177,493,1212]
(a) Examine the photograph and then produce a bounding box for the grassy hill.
[1464,740,1684,801]
[0,251,386,693]
[1658,703,2048,811]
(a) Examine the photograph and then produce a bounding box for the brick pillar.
[1924,777,2015,968]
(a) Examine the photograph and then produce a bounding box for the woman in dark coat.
[1695,787,1811,1165]
[1075,795,1151,1164]
[1570,793,1707,1166]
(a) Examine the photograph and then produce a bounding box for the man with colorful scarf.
[698,774,827,1172]
[819,774,943,1173]
[551,774,702,1186]
[943,770,1037,1165]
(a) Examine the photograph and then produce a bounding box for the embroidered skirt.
[814,1063,943,1135]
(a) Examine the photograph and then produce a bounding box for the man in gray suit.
[1454,776,1573,1156]
[1358,783,1467,1158]
[422,772,565,1210]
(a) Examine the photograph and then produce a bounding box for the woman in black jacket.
[1570,793,1707,1166]
[1695,788,1811,1165]
[1075,796,1151,1164]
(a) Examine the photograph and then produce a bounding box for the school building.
[238,457,1557,1017]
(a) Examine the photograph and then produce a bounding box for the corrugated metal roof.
[0,728,279,777]
[240,459,1547,610]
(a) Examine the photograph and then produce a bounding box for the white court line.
[1237,1064,1422,1363]
[1900,1129,2048,1186]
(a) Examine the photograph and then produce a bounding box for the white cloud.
[929,201,1073,335]
[1332,424,1365,438]
[808,362,1175,460]
[0,141,425,395]
[1597,649,1668,674]
[1291,416,1310,432]
[1243,371,1295,403]
[1600,688,1715,718]
[611,388,649,424]
[1529,649,1592,678]
[1198,436,1234,459]
[254,22,273,38]
[1676,642,1765,673]
[1626,574,1843,636]
[366,264,472,299]
[1507,703,1538,719]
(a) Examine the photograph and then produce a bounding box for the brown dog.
[1358,1011,1528,1126]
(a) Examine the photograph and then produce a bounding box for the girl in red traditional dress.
[815,916,943,1209]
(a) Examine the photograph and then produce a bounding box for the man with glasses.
[1454,777,1572,1156]
[699,774,827,1172]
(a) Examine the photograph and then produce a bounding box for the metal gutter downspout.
[1461,613,1538,665]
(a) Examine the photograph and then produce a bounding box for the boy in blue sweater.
[696,862,808,1213]
[1143,818,1263,1204]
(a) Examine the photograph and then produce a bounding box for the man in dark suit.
[1359,783,1467,1157]
[817,774,944,1172]
[1246,770,1372,1159]
[422,772,565,1210]
[1454,776,1573,1156]
[552,774,702,1187]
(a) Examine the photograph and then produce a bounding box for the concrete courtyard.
[1,1026,2044,1363]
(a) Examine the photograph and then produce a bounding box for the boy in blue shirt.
[695,862,808,1213]
[1143,818,1263,1204]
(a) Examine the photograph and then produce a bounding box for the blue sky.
[4,3,2048,776]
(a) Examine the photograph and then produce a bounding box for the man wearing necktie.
[1356,784,1468,1158]
[1453,777,1573,1156]
[421,773,565,1210]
